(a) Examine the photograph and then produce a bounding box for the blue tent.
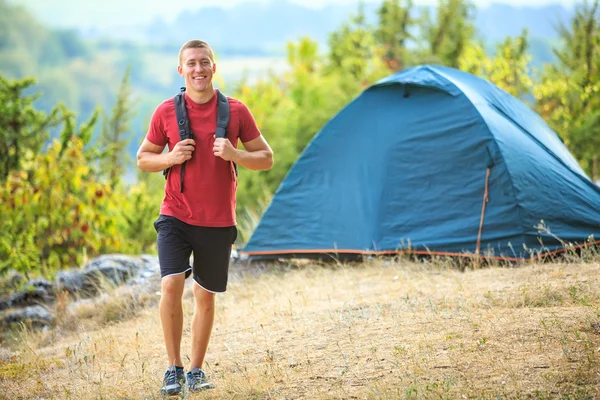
[243,65,600,261]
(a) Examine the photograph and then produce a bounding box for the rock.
[0,281,55,311]
[84,255,141,278]
[6,288,54,308]
[2,305,54,328]
[57,255,144,296]
[56,269,85,294]
[28,278,55,294]
[80,266,128,294]
[3,270,25,290]
[0,299,11,311]
[1,254,162,331]
[127,255,160,287]
[0,270,26,301]
[81,255,142,294]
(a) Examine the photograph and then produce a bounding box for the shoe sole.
[160,390,182,396]
[189,383,216,391]
[160,383,184,396]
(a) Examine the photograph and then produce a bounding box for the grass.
[0,256,599,399]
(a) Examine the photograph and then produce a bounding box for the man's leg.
[189,283,215,369]
[160,274,186,367]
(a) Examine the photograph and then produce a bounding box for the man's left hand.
[213,138,237,161]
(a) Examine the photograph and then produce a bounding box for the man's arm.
[213,135,273,171]
[137,138,196,172]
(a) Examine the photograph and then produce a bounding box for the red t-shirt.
[146,90,261,227]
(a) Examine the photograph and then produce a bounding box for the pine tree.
[459,30,533,99]
[374,0,415,72]
[327,4,388,86]
[98,67,136,187]
[420,0,476,68]
[534,0,600,179]
[0,75,60,181]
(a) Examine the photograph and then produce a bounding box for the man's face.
[178,47,216,94]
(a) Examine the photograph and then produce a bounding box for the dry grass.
[1,257,599,399]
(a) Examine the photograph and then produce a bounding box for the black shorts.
[153,214,237,293]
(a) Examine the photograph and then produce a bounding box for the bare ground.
[1,257,599,399]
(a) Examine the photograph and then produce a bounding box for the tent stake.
[476,168,491,255]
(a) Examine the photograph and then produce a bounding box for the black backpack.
[163,87,233,192]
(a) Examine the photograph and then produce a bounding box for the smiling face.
[178,46,216,97]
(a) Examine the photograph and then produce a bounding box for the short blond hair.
[178,40,215,66]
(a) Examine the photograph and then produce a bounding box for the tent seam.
[489,103,600,195]
[465,100,528,251]
[428,67,527,253]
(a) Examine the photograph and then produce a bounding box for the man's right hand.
[170,139,196,165]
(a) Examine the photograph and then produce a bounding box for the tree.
[0,75,61,181]
[534,0,600,179]
[286,37,355,153]
[554,0,599,90]
[0,135,132,278]
[0,100,126,278]
[459,30,533,99]
[419,0,476,68]
[326,3,390,87]
[0,74,159,278]
[374,0,415,72]
[98,67,136,187]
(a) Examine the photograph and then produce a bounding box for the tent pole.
[476,168,491,255]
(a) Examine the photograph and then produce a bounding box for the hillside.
[15,1,573,53]
[148,3,570,55]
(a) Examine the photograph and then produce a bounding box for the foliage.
[326,4,390,88]
[374,0,415,72]
[0,74,153,278]
[459,30,533,98]
[0,136,126,278]
[98,67,137,188]
[419,0,476,67]
[533,0,600,178]
[0,76,61,181]
[127,170,166,254]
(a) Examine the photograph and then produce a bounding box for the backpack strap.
[215,89,229,139]
[163,87,193,192]
[215,89,237,177]
[176,87,193,192]
[175,87,192,142]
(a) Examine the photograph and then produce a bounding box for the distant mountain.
[476,3,571,65]
[14,0,572,62]
[475,3,570,43]
[98,1,572,55]
[159,2,362,51]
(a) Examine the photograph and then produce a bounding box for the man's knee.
[193,283,215,311]
[161,275,185,301]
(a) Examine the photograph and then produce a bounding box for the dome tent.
[243,65,600,261]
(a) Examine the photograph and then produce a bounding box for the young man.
[137,39,273,395]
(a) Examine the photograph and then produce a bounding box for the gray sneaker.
[186,368,215,391]
[160,365,185,395]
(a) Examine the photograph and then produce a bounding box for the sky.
[12,0,575,29]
